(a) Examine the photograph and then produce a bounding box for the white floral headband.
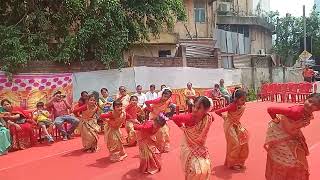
[204,96,214,111]
[162,87,172,92]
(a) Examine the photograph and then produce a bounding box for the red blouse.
[145,97,172,111]
[125,104,143,119]
[133,120,156,135]
[215,103,237,116]
[171,113,215,127]
[73,105,87,114]
[267,105,305,121]
[100,111,132,120]
[171,113,196,127]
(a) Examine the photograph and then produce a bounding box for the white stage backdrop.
[73,68,136,100]
[72,67,241,100]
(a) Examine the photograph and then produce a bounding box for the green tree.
[307,9,320,58]
[0,0,186,73]
[268,7,320,66]
[269,11,302,66]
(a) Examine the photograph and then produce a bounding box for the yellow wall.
[124,44,177,60]
[141,32,178,44]
[175,0,214,39]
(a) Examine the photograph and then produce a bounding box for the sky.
[270,0,314,16]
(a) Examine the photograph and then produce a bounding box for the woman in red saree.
[100,100,130,162]
[133,114,168,174]
[73,94,100,153]
[215,89,248,171]
[145,88,174,153]
[1,99,36,150]
[170,96,214,180]
[125,95,144,146]
[264,93,320,180]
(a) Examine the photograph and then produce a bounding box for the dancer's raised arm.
[215,103,237,116]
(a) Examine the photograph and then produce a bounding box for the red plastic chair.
[184,91,199,113]
[257,84,269,101]
[277,83,289,103]
[213,98,226,110]
[286,83,299,103]
[171,93,181,114]
[204,89,226,108]
[314,83,317,93]
[30,110,56,143]
[204,89,212,98]
[299,82,313,102]
[269,83,279,102]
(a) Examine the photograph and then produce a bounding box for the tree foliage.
[269,7,320,66]
[0,0,186,73]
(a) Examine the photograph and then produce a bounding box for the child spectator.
[33,102,54,143]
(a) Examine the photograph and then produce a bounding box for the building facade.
[127,0,274,69]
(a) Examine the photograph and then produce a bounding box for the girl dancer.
[215,89,249,171]
[264,93,320,180]
[170,96,214,180]
[145,88,175,153]
[134,114,168,174]
[73,94,100,152]
[125,95,144,146]
[100,100,129,162]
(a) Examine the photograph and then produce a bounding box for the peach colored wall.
[174,0,214,39]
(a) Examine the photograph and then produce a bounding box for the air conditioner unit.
[219,2,231,12]
[258,49,266,55]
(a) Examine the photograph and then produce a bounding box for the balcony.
[217,15,274,31]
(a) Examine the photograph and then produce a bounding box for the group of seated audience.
[206,79,233,105]
[0,80,234,156]
[0,90,81,155]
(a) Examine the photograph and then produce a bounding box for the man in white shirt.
[134,85,147,107]
[158,84,167,97]
[145,84,158,100]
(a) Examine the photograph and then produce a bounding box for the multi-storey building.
[127,0,274,68]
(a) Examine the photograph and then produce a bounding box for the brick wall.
[133,56,218,68]
[186,57,218,68]
[18,60,120,73]
[133,56,183,67]
[18,56,217,73]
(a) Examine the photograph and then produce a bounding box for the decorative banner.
[0,73,73,109]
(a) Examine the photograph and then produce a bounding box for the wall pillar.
[251,58,256,91]
[181,45,187,67]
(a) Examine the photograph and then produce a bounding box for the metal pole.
[303,5,307,51]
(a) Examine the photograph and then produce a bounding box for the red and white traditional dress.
[134,121,162,174]
[73,105,99,151]
[265,105,312,180]
[171,113,214,180]
[145,98,172,153]
[215,103,249,168]
[100,111,130,162]
[125,104,144,146]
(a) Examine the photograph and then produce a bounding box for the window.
[158,50,171,57]
[194,0,205,23]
